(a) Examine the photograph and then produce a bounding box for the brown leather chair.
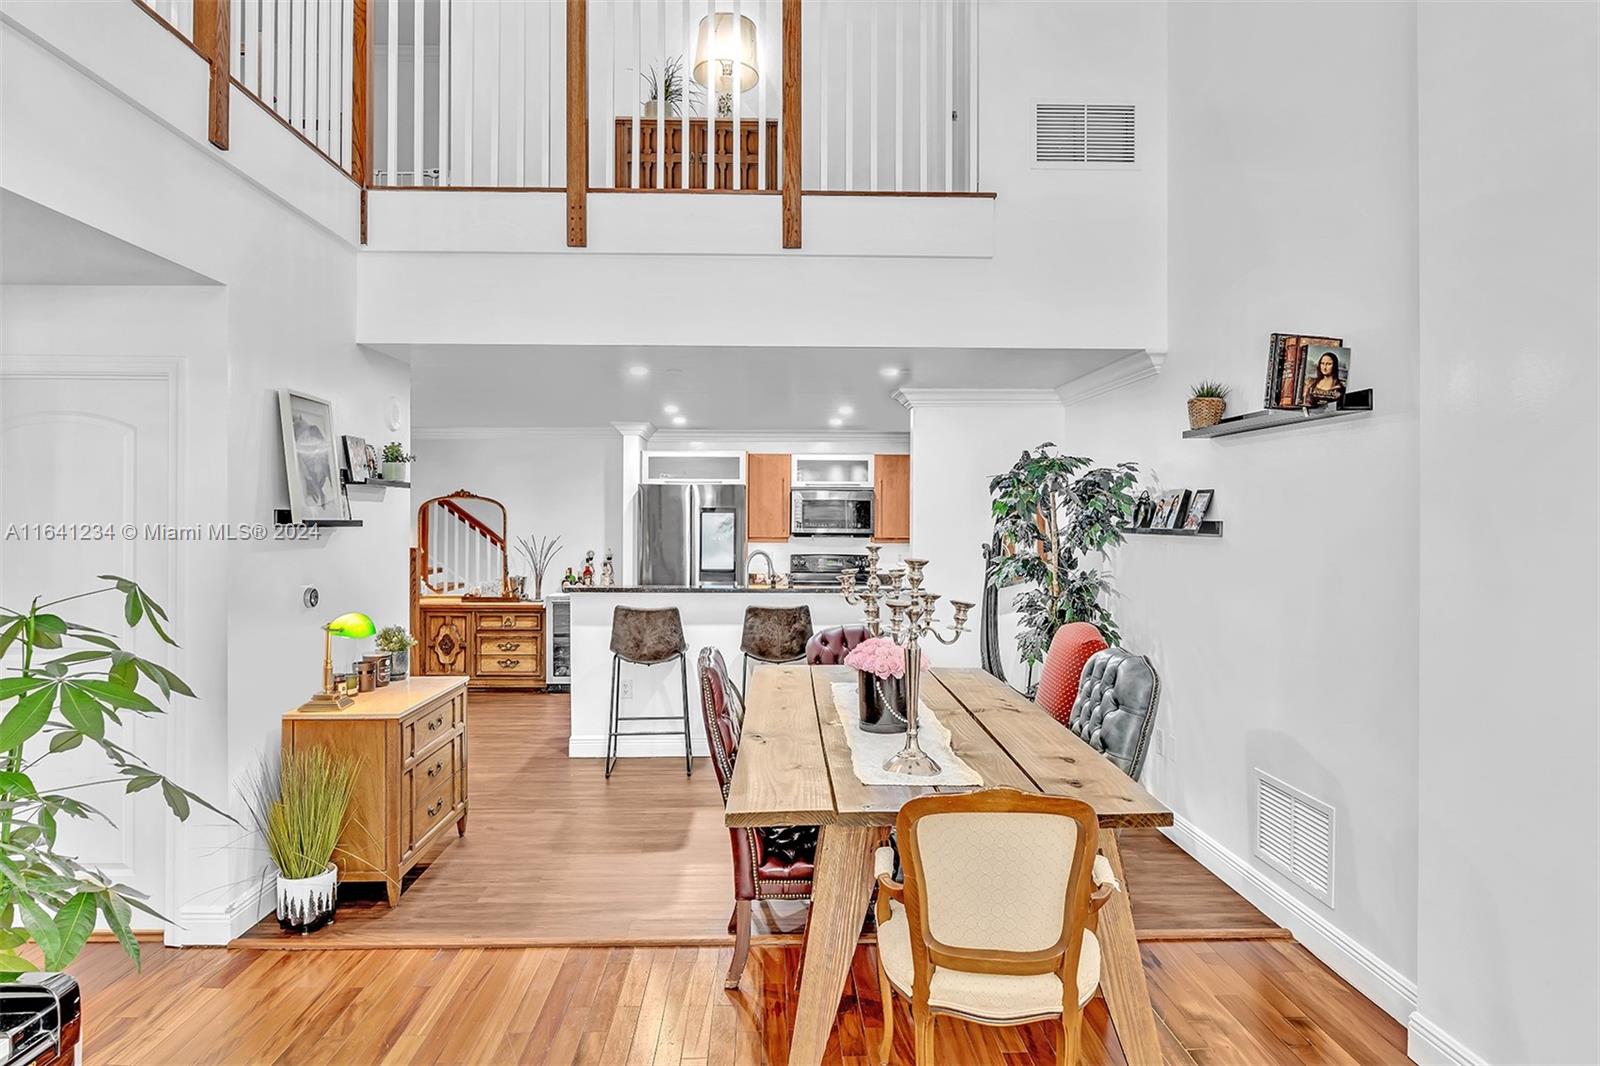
[739,605,812,690]
[697,646,817,988]
[805,623,873,665]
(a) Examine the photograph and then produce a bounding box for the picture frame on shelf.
[1152,489,1190,530]
[1301,345,1352,408]
[277,389,348,524]
[1265,333,1343,410]
[1182,489,1214,531]
[363,443,381,480]
[342,435,369,484]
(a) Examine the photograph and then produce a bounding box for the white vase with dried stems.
[515,534,562,601]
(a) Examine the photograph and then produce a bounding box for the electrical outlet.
[1154,729,1167,756]
[619,680,634,700]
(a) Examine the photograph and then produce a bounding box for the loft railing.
[128,0,988,248]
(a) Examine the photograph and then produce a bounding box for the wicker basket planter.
[1187,396,1227,429]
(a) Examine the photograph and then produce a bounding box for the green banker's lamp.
[306,611,376,709]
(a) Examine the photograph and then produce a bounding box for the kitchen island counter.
[569,587,861,759]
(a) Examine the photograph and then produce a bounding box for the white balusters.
[224,0,353,167]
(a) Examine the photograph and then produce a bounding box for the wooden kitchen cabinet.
[873,453,911,542]
[746,453,792,542]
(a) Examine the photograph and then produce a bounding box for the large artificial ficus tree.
[986,445,1139,670]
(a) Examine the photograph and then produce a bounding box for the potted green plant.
[374,625,417,680]
[987,446,1139,683]
[242,747,358,934]
[380,442,413,483]
[0,576,227,980]
[1187,380,1230,429]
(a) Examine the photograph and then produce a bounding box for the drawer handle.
[497,641,521,652]
[497,658,520,668]
[502,615,516,627]
[427,759,444,779]
[428,715,444,732]
[427,799,444,818]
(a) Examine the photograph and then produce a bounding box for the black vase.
[857,671,909,734]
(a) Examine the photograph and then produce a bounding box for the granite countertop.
[567,584,841,594]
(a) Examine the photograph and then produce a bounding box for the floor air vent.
[1033,103,1136,168]
[1253,770,1335,906]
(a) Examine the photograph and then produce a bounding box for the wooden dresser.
[282,676,468,906]
[415,599,545,690]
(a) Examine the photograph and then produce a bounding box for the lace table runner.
[829,681,983,787]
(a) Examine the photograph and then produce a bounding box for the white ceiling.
[386,343,1135,432]
[1,191,216,286]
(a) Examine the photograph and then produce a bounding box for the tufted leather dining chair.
[697,646,818,989]
[805,624,872,665]
[1065,648,1161,781]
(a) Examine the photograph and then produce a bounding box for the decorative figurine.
[581,550,595,586]
[600,548,615,587]
[562,566,578,588]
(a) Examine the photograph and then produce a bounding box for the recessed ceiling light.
[837,405,854,416]
[672,415,687,426]
[880,367,901,379]
[828,417,843,428]
[662,403,680,415]
[628,365,650,378]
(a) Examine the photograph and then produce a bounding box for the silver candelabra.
[840,552,973,776]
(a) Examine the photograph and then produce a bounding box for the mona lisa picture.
[1302,345,1352,408]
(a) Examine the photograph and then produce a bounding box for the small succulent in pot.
[374,625,417,679]
[843,637,929,735]
[379,442,413,482]
[1187,381,1230,430]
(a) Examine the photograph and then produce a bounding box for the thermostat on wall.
[302,586,319,609]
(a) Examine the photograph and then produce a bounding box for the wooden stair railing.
[435,498,506,550]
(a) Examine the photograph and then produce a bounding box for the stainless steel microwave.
[791,488,874,537]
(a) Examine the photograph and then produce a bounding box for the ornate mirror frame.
[417,489,511,599]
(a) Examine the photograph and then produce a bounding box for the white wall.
[1412,3,1599,1063]
[2,4,407,941]
[907,398,1068,673]
[1055,0,1422,1017]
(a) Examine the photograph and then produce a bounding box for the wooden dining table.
[725,664,1180,1066]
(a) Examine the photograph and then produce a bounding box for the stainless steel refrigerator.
[637,483,747,587]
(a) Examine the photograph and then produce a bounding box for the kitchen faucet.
[747,549,777,587]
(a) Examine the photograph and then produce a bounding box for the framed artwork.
[341,435,369,484]
[1182,489,1214,531]
[363,444,381,480]
[1265,333,1344,410]
[278,389,347,523]
[1301,345,1352,408]
[1154,489,1190,529]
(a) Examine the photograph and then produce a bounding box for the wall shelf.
[1183,389,1374,439]
[273,509,364,528]
[1123,520,1224,538]
[343,472,410,489]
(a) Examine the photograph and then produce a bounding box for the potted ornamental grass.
[243,746,358,934]
[0,576,227,981]
[843,637,928,735]
[374,626,417,680]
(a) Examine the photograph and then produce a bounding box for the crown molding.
[893,388,1065,410]
[648,429,910,452]
[414,426,620,441]
[1055,350,1165,406]
[611,421,657,440]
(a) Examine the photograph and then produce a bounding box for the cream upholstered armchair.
[872,789,1121,1066]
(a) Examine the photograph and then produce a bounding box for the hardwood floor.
[240,692,1284,947]
[66,937,1408,1065]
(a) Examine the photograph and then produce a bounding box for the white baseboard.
[1162,816,1418,1022]
[1407,1012,1488,1066]
[171,888,271,946]
[568,733,710,759]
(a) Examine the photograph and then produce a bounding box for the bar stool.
[739,605,813,691]
[606,606,691,778]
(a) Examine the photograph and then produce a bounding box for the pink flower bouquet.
[843,636,928,680]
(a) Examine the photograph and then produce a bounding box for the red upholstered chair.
[1036,623,1108,725]
[697,646,817,989]
[805,624,872,665]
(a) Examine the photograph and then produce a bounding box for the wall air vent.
[1253,769,1335,906]
[1033,103,1137,168]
